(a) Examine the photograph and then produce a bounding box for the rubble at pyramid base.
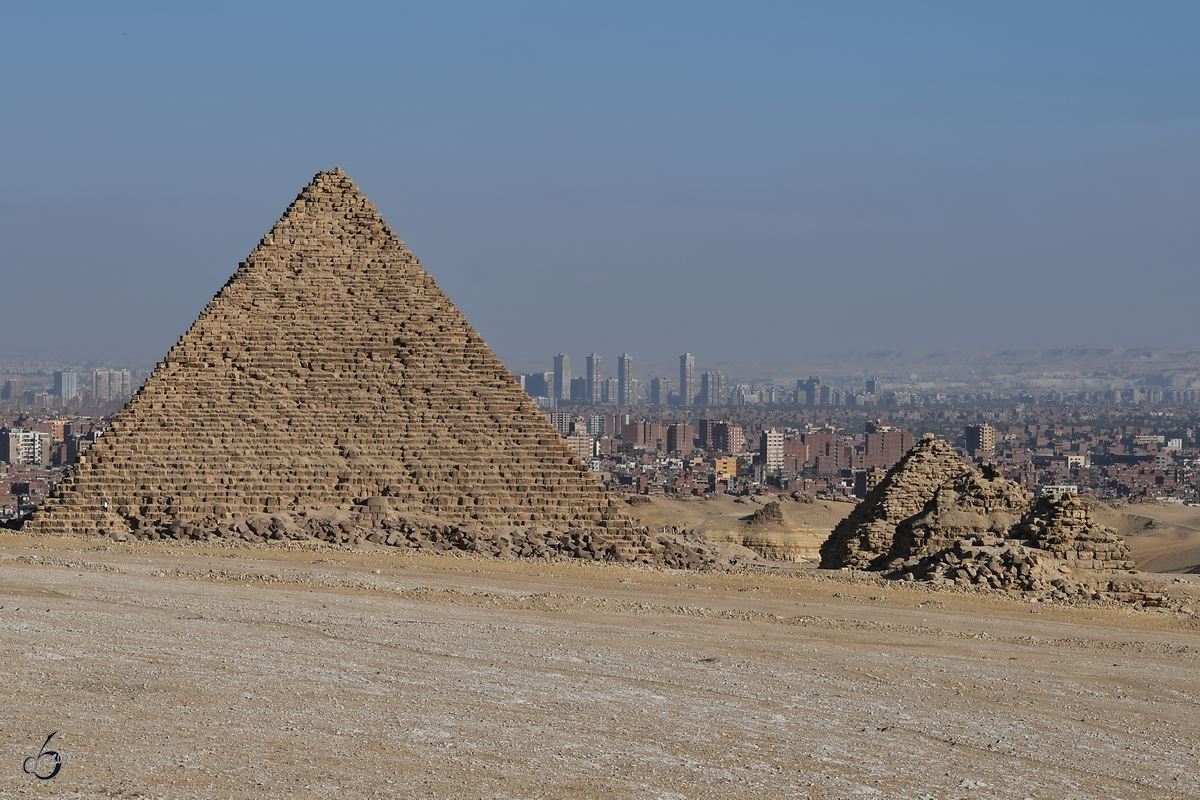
[880,534,1165,606]
[79,502,717,569]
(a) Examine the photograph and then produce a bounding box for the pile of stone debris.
[100,500,717,570]
[821,434,1170,607]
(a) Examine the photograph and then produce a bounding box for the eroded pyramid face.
[27,169,621,536]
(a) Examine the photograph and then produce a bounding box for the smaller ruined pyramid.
[819,434,970,569]
[817,440,1160,605]
[25,169,633,540]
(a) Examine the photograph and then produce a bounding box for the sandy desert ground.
[623,493,1200,575]
[2,525,1199,800]
[1092,502,1200,574]
[621,494,855,562]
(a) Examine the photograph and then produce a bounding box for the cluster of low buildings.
[6,356,1200,521]
[0,413,106,519]
[511,354,1200,504]
[0,366,137,518]
[541,406,1200,505]
[961,422,1200,503]
[541,408,915,498]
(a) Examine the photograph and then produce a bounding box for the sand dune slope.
[622,495,855,561]
[1091,503,1200,573]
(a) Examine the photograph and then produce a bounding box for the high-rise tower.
[53,371,78,400]
[586,354,602,405]
[965,423,996,454]
[650,377,672,405]
[701,371,727,406]
[617,354,633,407]
[553,354,571,402]
[680,353,695,407]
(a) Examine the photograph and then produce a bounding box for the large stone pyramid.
[25,169,633,541]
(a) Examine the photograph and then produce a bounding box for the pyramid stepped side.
[819,450,1166,605]
[24,170,632,541]
[1017,494,1134,567]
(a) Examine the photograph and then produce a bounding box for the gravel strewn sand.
[1,533,1198,799]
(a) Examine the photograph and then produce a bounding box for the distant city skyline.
[12,346,1200,398]
[1,5,1197,368]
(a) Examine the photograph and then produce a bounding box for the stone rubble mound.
[100,499,717,569]
[891,464,1032,560]
[746,500,785,526]
[822,438,1168,607]
[893,534,1158,605]
[1016,493,1134,565]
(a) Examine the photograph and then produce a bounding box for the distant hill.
[735,348,1200,388]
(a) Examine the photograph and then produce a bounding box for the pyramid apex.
[310,167,354,185]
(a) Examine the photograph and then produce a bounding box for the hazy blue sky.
[2,2,1197,378]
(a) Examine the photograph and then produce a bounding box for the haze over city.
[3,2,1197,375]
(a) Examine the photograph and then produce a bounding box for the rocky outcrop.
[746,500,784,526]
[819,434,970,569]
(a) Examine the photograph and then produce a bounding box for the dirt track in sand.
[2,532,1200,799]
